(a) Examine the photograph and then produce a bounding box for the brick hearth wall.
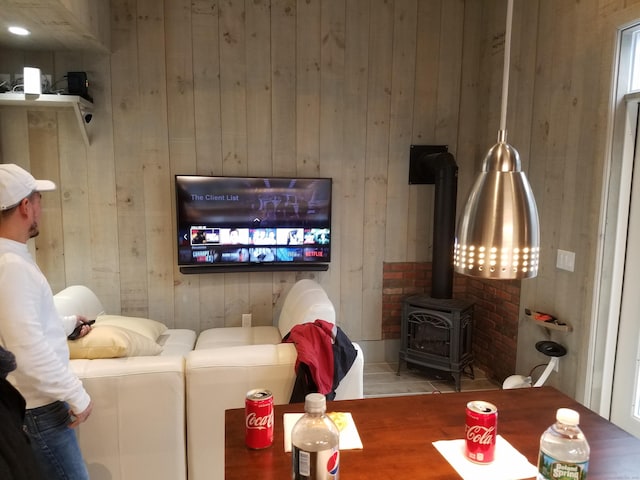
[382,262,521,384]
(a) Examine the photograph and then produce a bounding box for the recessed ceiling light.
[8,26,31,36]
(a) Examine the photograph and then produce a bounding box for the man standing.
[0,163,93,479]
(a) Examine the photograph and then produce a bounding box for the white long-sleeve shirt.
[0,238,90,412]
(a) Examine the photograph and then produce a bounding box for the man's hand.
[69,400,93,428]
[68,316,94,340]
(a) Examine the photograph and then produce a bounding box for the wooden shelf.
[525,314,573,332]
[0,93,93,146]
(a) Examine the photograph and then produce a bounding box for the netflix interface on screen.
[176,176,331,266]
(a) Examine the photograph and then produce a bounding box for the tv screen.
[175,175,332,273]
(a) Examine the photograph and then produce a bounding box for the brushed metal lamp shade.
[453,131,539,279]
[453,0,540,280]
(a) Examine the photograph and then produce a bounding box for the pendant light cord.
[499,0,514,139]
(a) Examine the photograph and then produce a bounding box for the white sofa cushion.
[195,325,282,349]
[158,329,198,356]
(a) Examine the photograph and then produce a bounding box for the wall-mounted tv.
[175,175,332,273]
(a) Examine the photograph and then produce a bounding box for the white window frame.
[586,21,640,416]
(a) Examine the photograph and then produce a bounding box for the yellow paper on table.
[283,412,363,452]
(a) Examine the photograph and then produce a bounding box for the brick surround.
[383,262,521,383]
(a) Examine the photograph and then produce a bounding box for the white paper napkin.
[432,435,538,480]
[283,412,363,452]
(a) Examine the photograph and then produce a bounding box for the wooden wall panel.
[81,52,121,313]
[136,0,173,323]
[190,0,226,331]
[270,0,295,176]
[28,110,65,290]
[110,0,150,318]
[247,0,278,326]
[361,0,393,340]
[407,0,441,263]
[58,105,91,284]
[385,0,418,264]
[165,0,199,330]
[318,0,345,316]
[219,0,250,325]
[0,108,30,180]
[338,0,368,338]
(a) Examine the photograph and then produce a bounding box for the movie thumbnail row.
[189,226,330,247]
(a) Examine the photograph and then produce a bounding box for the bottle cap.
[304,393,326,413]
[556,408,580,426]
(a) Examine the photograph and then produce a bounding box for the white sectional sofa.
[53,280,364,480]
[186,279,364,480]
[54,285,196,480]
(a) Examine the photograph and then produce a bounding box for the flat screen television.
[175,175,332,273]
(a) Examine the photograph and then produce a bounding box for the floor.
[363,362,500,398]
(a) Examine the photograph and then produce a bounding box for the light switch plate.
[556,249,575,272]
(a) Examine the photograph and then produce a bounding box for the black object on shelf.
[67,71,93,103]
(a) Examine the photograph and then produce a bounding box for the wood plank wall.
[0,0,467,340]
[3,0,640,399]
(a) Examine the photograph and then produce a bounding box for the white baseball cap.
[0,163,56,211]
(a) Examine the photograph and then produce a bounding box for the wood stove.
[398,295,474,391]
[399,147,475,391]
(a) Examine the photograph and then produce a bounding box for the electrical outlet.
[242,313,252,328]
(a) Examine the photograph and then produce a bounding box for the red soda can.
[245,389,274,449]
[464,400,498,463]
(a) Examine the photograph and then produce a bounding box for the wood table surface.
[225,386,640,479]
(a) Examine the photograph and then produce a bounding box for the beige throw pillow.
[94,315,168,341]
[68,324,163,359]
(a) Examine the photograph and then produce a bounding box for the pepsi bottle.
[291,393,340,480]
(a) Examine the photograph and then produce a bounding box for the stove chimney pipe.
[409,146,458,299]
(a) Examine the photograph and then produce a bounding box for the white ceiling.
[0,0,109,52]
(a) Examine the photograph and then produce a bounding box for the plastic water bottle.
[291,393,340,480]
[537,408,590,480]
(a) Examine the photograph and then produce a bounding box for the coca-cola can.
[464,400,498,464]
[245,389,274,449]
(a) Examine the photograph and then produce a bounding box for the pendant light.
[453,0,540,280]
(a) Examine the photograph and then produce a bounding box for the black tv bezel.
[175,174,332,274]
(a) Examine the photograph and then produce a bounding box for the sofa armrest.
[72,356,187,480]
[277,279,336,337]
[186,343,297,480]
[54,285,105,319]
[185,341,363,480]
[186,343,298,408]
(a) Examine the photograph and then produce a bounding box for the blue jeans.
[23,401,89,480]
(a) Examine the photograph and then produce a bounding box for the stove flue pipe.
[409,146,458,299]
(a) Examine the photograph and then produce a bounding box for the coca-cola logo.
[465,425,495,445]
[246,411,274,430]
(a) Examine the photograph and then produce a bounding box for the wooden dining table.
[225,386,640,479]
